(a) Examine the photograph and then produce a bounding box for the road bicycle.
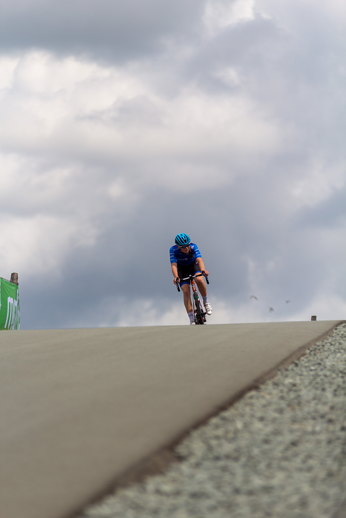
[176,272,210,325]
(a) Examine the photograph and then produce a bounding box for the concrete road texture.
[0,320,343,518]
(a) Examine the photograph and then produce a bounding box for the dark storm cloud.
[19,168,345,329]
[19,184,249,329]
[1,0,204,61]
[182,11,345,110]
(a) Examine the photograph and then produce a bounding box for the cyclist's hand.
[202,270,209,277]
[174,277,180,285]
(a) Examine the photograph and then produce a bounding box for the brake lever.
[202,271,209,284]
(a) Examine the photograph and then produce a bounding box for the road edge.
[73,320,345,517]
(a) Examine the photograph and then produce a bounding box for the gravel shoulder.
[80,322,346,518]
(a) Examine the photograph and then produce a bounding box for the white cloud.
[0,52,146,153]
[288,293,346,323]
[0,56,18,90]
[0,51,283,188]
[290,160,346,209]
[0,214,95,278]
[214,67,241,87]
[112,300,188,327]
[257,0,346,29]
[89,296,265,328]
[90,292,346,328]
[203,0,255,35]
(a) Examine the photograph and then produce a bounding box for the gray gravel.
[80,322,346,518]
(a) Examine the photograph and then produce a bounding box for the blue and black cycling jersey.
[169,243,202,265]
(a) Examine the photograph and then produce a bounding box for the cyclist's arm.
[196,257,209,276]
[171,262,179,284]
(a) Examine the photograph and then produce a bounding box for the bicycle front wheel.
[194,299,205,325]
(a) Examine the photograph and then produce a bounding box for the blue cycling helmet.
[175,233,191,247]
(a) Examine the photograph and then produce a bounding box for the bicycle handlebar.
[176,271,209,292]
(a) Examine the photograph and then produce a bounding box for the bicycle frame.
[176,272,209,325]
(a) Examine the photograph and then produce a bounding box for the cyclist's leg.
[193,261,212,315]
[178,263,194,323]
[195,276,207,297]
[181,284,192,313]
[192,260,207,297]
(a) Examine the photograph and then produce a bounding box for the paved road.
[0,321,342,518]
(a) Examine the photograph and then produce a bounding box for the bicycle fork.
[191,279,205,324]
[190,279,198,304]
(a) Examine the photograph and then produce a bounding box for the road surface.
[0,321,342,518]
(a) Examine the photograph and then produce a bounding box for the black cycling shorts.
[177,260,201,287]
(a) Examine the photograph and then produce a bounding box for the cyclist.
[170,233,212,325]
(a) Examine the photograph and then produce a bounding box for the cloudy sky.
[1,0,345,329]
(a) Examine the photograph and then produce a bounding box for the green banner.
[0,278,20,330]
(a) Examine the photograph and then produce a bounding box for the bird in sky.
[250,295,258,300]
[286,300,291,303]
[269,307,274,312]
